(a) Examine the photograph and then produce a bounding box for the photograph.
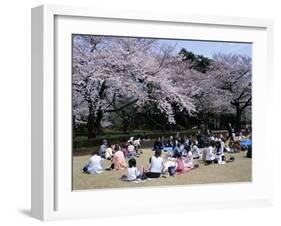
[72,34,252,190]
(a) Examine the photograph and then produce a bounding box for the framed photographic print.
[31,4,274,221]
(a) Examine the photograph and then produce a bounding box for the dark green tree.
[179,48,212,73]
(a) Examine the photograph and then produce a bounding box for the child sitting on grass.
[121,158,147,181]
[168,152,185,176]
[126,158,141,181]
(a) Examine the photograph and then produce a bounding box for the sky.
[74,34,252,59]
[159,39,252,59]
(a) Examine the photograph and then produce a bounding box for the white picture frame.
[31,4,274,221]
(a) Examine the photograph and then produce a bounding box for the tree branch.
[105,99,139,113]
[241,97,252,111]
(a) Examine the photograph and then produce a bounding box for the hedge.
[73,129,197,150]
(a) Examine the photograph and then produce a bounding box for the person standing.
[227,123,235,140]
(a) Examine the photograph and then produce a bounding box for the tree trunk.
[235,104,242,131]
[87,113,95,138]
[87,110,103,138]
[231,97,251,132]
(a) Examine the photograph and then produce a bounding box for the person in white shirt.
[183,149,194,168]
[127,142,137,157]
[205,141,216,165]
[191,142,201,159]
[127,143,135,152]
[105,145,113,160]
[133,137,142,154]
[133,138,141,148]
[82,151,103,175]
[145,149,165,178]
[128,137,134,143]
[126,158,141,181]
[215,140,226,164]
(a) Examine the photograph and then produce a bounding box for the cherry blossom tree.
[178,51,252,131]
[73,35,251,138]
[73,36,197,138]
[210,53,252,130]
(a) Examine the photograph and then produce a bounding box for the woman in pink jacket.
[111,145,126,170]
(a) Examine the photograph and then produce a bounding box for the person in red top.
[168,152,184,176]
[175,152,185,173]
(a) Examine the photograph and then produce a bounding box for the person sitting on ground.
[183,149,194,168]
[168,152,184,176]
[82,150,103,175]
[225,139,234,153]
[153,137,163,150]
[215,141,225,164]
[121,143,128,159]
[219,133,225,141]
[205,141,217,165]
[173,143,181,158]
[105,144,113,160]
[133,137,142,154]
[179,141,186,155]
[236,130,243,141]
[109,144,126,170]
[124,158,141,181]
[128,136,134,143]
[127,142,138,157]
[98,139,107,159]
[180,143,187,157]
[209,134,215,142]
[191,141,201,159]
[164,160,175,173]
[145,149,165,178]
[172,137,178,149]
[180,137,185,146]
[197,135,205,148]
[233,141,241,152]
[168,136,173,147]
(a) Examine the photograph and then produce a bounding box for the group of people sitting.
[83,144,126,175]
[98,137,142,161]
[122,148,199,181]
[82,129,252,182]
[153,129,252,166]
[153,135,226,165]
[83,138,142,175]
[83,144,198,181]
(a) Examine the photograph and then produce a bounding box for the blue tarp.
[240,140,252,147]
[162,147,174,152]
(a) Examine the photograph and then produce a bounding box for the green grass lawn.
[72,146,252,190]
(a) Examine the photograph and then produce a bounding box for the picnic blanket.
[162,147,174,152]
[120,176,154,184]
[240,139,252,147]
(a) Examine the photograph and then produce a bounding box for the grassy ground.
[72,145,252,190]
